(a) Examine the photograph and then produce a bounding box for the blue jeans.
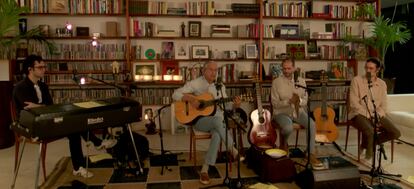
[194,115,234,165]
[273,110,316,153]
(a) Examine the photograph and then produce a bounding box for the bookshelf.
[6,0,378,131]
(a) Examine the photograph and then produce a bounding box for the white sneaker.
[97,139,117,150]
[73,167,94,178]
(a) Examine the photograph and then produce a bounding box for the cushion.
[387,111,414,129]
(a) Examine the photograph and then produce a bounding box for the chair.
[10,101,49,181]
[267,94,304,149]
[344,91,394,163]
[189,126,212,167]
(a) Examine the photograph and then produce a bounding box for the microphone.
[72,69,79,84]
[215,77,222,96]
[293,69,300,88]
[366,72,372,88]
[215,77,222,90]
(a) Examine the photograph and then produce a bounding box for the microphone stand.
[359,81,401,185]
[201,83,236,189]
[295,84,315,170]
[152,103,182,175]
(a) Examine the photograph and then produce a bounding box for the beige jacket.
[271,75,308,117]
[348,75,387,120]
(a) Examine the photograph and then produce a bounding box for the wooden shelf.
[263,16,373,22]
[129,14,258,19]
[44,59,126,62]
[263,58,363,61]
[45,36,126,40]
[130,36,258,40]
[46,71,115,74]
[132,58,258,62]
[21,13,125,17]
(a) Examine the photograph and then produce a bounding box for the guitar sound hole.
[198,102,205,109]
[258,117,265,124]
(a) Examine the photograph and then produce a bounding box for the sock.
[201,164,209,173]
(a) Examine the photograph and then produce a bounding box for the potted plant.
[357,3,411,78]
[0,0,54,149]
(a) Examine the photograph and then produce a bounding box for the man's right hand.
[23,102,43,110]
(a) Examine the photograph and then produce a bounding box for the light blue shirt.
[172,76,232,116]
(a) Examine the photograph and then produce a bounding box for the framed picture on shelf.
[192,45,209,59]
[188,21,201,38]
[133,62,157,77]
[269,62,282,78]
[245,44,257,59]
[161,41,174,59]
[175,43,189,59]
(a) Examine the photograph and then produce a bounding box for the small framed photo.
[161,41,174,59]
[133,62,157,81]
[245,44,257,59]
[161,60,179,75]
[188,21,201,38]
[175,43,189,59]
[192,45,209,59]
[269,62,283,78]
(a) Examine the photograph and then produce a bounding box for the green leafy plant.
[0,0,54,57]
[356,3,411,77]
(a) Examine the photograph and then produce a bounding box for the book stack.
[157,30,178,37]
[231,3,260,16]
[211,25,231,37]
[167,8,186,15]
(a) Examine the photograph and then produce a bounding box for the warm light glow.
[80,77,86,85]
[91,40,98,47]
[66,23,72,30]
[163,75,172,81]
[144,114,148,120]
[153,75,162,81]
[173,75,182,81]
[143,75,153,81]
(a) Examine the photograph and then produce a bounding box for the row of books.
[237,24,260,38]
[310,86,349,101]
[46,61,126,72]
[318,45,353,60]
[44,73,126,84]
[128,0,215,15]
[50,89,119,104]
[30,43,127,60]
[322,3,376,20]
[18,0,125,14]
[264,1,310,18]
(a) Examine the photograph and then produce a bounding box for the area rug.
[39,145,413,189]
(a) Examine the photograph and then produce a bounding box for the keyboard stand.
[11,137,43,189]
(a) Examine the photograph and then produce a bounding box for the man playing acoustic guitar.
[172,61,242,185]
[271,58,323,169]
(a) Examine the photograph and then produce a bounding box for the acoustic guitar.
[248,81,277,149]
[174,92,253,124]
[313,71,339,143]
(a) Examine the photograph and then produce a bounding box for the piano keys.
[12,97,142,140]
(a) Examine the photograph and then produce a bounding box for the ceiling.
[382,0,414,8]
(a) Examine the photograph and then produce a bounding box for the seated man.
[12,55,117,178]
[172,61,241,185]
[349,58,401,160]
[270,58,323,169]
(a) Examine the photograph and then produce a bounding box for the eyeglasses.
[34,66,47,70]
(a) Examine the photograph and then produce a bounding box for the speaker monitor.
[296,164,361,189]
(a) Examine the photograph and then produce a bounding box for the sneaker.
[199,172,211,185]
[97,138,117,150]
[309,154,324,169]
[73,167,94,178]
